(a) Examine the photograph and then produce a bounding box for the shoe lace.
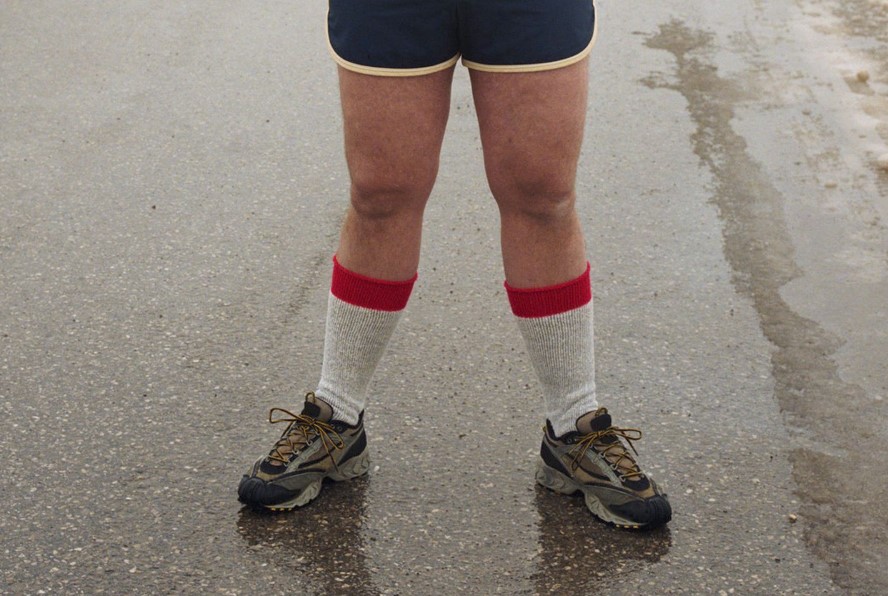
[568,426,644,481]
[266,407,346,472]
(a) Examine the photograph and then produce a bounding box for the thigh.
[339,65,455,195]
[469,58,589,200]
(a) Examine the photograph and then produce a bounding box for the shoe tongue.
[301,393,334,422]
[263,395,335,470]
[576,407,612,435]
[576,408,644,479]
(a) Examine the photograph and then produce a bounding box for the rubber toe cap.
[613,494,672,528]
[237,476,292,507]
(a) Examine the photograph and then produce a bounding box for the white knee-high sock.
[506,263,598,437]
[314,256,416,424]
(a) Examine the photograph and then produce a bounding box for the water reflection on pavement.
[236,476,672,594]
[237,477,375,596]
[532,486,672,594]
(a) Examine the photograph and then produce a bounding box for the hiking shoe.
[536,407,672,529]
[238,392,369,511]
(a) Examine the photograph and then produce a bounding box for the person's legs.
[239,66,454,511]
[470,59,594,433]
[471,61,588,288]
[335,66,454,280]
[470,58,671,528]
[314,66,455,423]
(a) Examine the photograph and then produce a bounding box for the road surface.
[1,0,886,593]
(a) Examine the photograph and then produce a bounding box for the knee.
[489,169,577,223]
[349,171,434,220]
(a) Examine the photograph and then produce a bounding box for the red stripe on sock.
[505,263,592,318]
[331,255,416,311]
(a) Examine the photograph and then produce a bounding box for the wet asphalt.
[2,1,887,594]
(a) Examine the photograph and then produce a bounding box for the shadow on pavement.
[236,476,376,596]
[532,485,672,593]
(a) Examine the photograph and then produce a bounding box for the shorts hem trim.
[330,49,460,77]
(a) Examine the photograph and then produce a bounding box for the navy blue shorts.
[328,0,597,76]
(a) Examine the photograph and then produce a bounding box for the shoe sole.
[535,459,663,530]
[264,449,371,512]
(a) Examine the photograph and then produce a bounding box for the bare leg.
[336,66,455,280]
[469,59,589,287]
[305,67,456,424]
[472,57,597,437]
